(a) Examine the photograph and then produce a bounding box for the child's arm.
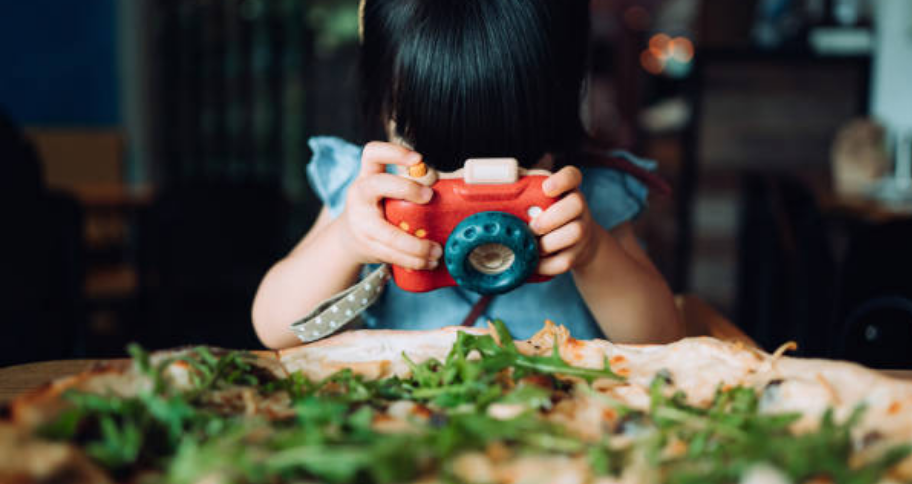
[251,142,440,349]
[531,166,685,343]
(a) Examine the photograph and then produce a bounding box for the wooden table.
[1,297,909,405]
[0,360,115,405]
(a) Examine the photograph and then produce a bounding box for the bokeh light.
[641,33,695,77]
[640,49,665,75]
[649,33,672,59]
[670,37,695,63]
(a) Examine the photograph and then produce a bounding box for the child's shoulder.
[308,136,362,158]
[306,136,363,216]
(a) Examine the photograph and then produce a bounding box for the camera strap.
[290,264,391,343]
[289,264,494,343]
[461,295,494,327]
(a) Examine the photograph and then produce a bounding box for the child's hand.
[338,142,443,270]
[530,166,603,275]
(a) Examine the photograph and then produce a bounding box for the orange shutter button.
[408,162,428,178]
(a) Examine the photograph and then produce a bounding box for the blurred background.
[2,0,911,368]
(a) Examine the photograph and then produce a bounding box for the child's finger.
[367,240,439,271]
[356,173,434,205]
[363,217,442,261]
[542,165,582,197]
[360,141,423,176]
[538,220,585,255]
[529,191,585,235]
[537,250,576,276]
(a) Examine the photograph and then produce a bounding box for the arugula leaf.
[641,377,912,484]
[395,321,623,409]
[40,336,912,484]
[86,415,143,468]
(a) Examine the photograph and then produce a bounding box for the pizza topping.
[760,379,784,408]
[518,373,556,390]
[815,373,842,406]
[739,463,791,484]
[7,321,912,484]
[486,403,527,420]
[862,430,884,447]
[765,378,785,388]
[655,368,675,385]
[771,342,799,361]
[0,423,114,484]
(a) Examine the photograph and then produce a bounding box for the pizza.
[2,320,912,484]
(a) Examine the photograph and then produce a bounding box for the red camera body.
[384,170,557,293]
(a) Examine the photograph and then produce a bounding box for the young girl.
[252,0,684,349]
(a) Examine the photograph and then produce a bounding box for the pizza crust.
[279,326,489,380]
[9,360,138,431]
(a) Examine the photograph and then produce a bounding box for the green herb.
[638,376,912,484]
[37,328,912,484]
[40,346,261,474]
[166,397,576,484]
[390,320,622,408]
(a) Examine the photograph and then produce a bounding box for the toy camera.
[383,158,557,295]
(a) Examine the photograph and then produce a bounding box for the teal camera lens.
[444,211,538,295]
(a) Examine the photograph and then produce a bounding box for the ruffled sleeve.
[580,151,656,230]
[306,136,363,217]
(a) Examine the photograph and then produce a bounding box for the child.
[252,0,684,349]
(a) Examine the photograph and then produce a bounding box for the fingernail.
[542,180,553,193]
[428,259,439,270]
[421,187,434,202]
[430,244,443,259]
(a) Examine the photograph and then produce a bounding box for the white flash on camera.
[463,158,519,185]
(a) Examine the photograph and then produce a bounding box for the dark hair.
[360,0,590,171]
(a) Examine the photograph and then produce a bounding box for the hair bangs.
[361,0,590,171]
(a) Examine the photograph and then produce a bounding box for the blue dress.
[306,136,655,340]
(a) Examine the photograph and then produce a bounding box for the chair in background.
[836,220,912,368]
[736,174,837,357]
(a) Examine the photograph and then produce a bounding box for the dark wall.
[0,0,119,126]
